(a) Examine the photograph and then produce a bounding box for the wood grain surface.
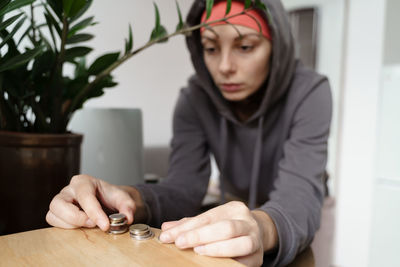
[0,227,314,266]
[0,227,244,267]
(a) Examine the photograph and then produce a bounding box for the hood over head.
[185,0,296,124]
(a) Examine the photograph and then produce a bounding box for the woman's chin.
[221,91,248,102]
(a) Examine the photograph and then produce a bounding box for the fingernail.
[159,232,172,243]
[194,246,205,255]
[175,236,187,247]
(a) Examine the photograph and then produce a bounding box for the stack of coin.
[129,224,154,240]
[108,213,128,234]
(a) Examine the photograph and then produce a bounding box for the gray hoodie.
[135,0,332,266]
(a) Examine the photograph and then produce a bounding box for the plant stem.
[50,15,68,132]
[30,97,47,131]
[66,9,253,122]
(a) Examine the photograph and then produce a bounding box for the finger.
[193,235,259,257]
[162,201,248,239]
[161,221,180,231]
[49,192,94,228]
[118,205,135,224]
[161,217,190,231]
[174,220,251,249]
[74,182,109,231]
[46,209,97,229]
[46,210,79,229]
[159,214,212,243]
[98,183,136,224]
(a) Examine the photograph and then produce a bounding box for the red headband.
[200,1,271,40]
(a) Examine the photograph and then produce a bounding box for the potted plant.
[0,0,266,234]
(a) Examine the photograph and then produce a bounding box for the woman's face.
[201,24,272,102]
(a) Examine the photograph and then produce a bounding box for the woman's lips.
[220,83,242,92]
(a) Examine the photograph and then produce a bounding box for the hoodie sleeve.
[259,78,332,266]
[134,89,211,227]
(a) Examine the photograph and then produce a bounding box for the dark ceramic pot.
[0,131,82,235]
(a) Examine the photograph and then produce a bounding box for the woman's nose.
[218,51,236,75]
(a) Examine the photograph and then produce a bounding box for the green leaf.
[68,16,94,37]
[79,75,118,106]
[0,0,11,12]
[205,0,214,19]
[70,0,92,22]
[244,0,252,9]
[47,0,63,21]
[44,12,58,50]
[124,24,133,54]
[68,0,87,19]
[150,25,168,43]
[0,16,25,49]
[175,0,184,31]
[150,2,168,43]
[92,75,117,90]
[0,46,43,72]
[0,12,23,32]
[66,33,93,44]
[87,52,119,75]
[65,75,87,98]
[44,5,62,37]
[0,0,34,18]
[254,0,267,11]
[225,0,231,15]
[16,23,32,45]
[153,2,161,31]
[73,57,87,77]
[64,46,92,62]
[63,0,86,18]
[62,0,74,17]
[37,29,53,51]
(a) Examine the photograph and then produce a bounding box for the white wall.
[369,65,400,267]
[333,0,386,266]
[82,0,195,146]
[368,0,400,262]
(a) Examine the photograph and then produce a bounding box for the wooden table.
[0,227,243,267]
[0,227,314,266]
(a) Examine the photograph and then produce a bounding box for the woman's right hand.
[46,174,146,231]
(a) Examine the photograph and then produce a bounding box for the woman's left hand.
[159,201,276,267]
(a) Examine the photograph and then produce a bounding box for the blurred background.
[64,0,399,267]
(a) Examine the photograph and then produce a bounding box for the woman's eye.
[204,47,217,54]
[239,45,253,52]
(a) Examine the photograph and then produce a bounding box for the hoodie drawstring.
[248,116,264,209]
[219,117,228,204]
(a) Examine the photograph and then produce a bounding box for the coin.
[109,213,127,224]
[130,224,148,234]
[108,213,128,234]
[129,224,154,240]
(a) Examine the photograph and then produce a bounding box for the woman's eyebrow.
[201,36,218,43]
[234,33,262,41]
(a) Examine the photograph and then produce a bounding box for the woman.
[46,0,332,266]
